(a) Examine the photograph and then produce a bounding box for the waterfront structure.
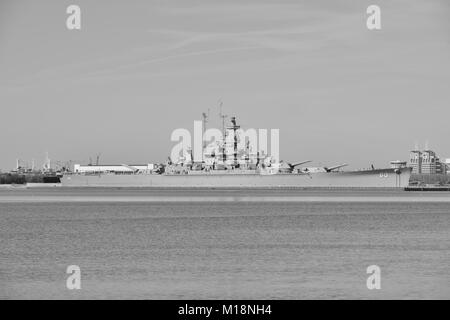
[421,150,440,174]
[409,150,422,174]
[409,149,446,175]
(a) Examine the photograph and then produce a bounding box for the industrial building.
[73,164,154,174]
[409,149,446,174]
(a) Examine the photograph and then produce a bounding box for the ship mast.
[227,117,240,167]
[218,100,228,164]
[202,110,209,164]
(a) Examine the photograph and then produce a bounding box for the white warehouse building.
[73,164,154,174]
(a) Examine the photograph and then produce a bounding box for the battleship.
[61,116,412,188]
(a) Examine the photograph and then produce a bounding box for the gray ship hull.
[61,168,412,188]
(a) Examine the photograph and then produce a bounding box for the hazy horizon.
[1,0,449,171]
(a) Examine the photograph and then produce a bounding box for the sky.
[0,0,449,170]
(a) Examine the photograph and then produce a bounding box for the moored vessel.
[61,116,412,188]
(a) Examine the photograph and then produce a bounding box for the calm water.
[0,188,449,300]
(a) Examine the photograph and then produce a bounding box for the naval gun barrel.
[325,163,348,172]
[289,160,312,168]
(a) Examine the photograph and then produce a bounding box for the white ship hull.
[61,168,412,188]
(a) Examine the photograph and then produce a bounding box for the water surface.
[0,188,449,299]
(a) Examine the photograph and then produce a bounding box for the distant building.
[409,149,446,175]
[409,150,422,174]
[73,164,154,174]
[446,159,450,174]
[421,150,439,174]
